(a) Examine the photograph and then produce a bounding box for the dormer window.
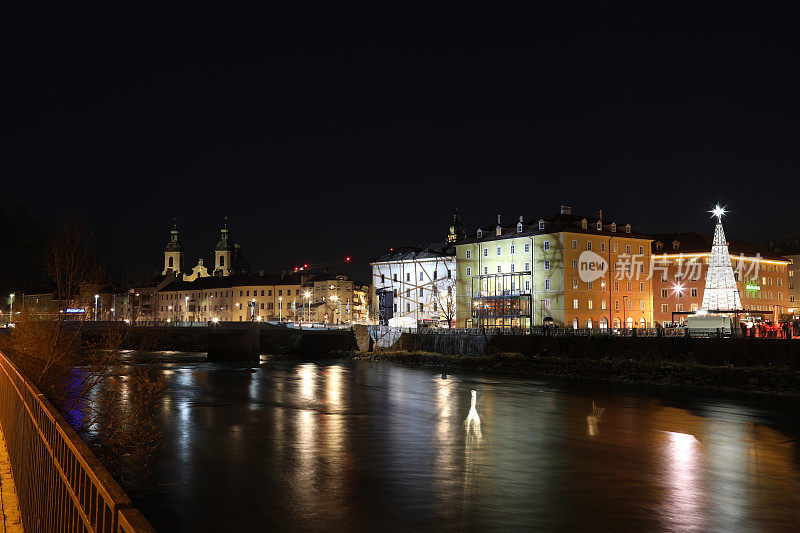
[656,242,663,251]
[610,222,616,233]
[624,224,631,234]
[517,222,523,233]
[496,226,502,236]
[477,229,483,238]
[581,219,588,230]
[538,219,545,230]
[596,220,602,231]
[672,241,680,251]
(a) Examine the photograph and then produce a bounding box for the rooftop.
[651,232,787,261]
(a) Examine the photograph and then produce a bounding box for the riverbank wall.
[362,327,800,369]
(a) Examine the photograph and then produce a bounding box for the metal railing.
[0,350,156,532]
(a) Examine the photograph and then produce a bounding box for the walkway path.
[0,426,23,533]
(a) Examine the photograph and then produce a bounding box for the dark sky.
[5,2,800,282]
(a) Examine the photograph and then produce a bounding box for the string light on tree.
[701,204,742,311]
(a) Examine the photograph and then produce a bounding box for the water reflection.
[464,390,482,441]
[586,401,604,437]
[107,357,800,532]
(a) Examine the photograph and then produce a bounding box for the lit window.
[573,299,579,309]
[573,278,578,289]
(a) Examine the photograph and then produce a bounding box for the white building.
[369,212,464,327]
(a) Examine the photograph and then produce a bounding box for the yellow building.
[156,272,363,324]
[455,206,654,330]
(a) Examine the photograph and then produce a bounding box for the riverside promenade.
[0,426,22,533]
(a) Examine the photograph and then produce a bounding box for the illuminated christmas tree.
[701,205,742,311]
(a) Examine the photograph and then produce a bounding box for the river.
[119,352,800,532]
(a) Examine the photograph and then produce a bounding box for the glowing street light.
[185,296,189,323]
[304,291,311,323]
[94,294,99,321]
[8,293,14,326]
[278,296,282,322]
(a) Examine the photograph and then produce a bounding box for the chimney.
[560,205,572,215]
[497,214,504,225]
[594,209,603,220]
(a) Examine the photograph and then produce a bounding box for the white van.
[685,315,734,337]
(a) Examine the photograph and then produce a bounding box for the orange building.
[651,233,790,325]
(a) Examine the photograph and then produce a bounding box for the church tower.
[163,219,185,275]
[214,217,233,276]
[447,210,466,243]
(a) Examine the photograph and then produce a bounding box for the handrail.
[0,350,156,532]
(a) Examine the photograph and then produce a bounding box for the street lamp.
[94,294,99,321]
[253,298,257,321]
[168,304,174,323]
[8,293,14,326]
[622,295,628,329]
[278,296,282,322]
[185,296,189,323]
[304,291,311,323]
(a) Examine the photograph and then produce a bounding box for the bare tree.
[1,216,163,486]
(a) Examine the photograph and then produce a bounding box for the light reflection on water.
[115,355,800,532]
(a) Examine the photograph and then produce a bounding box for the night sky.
[5,3,800,282]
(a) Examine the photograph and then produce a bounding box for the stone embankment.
[350,350,800,397]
